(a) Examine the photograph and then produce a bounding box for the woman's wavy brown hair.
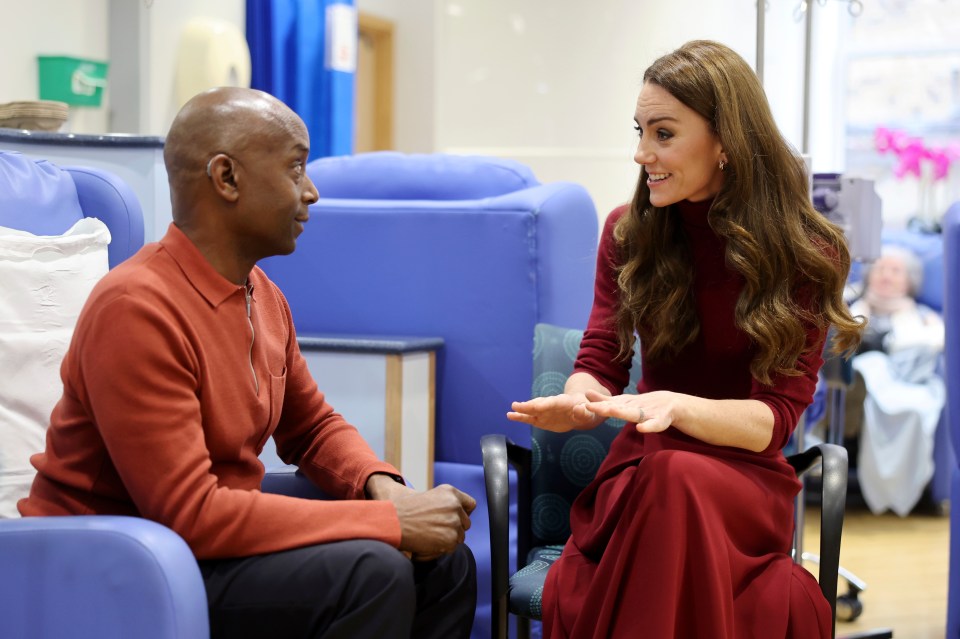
[614,40,862,384]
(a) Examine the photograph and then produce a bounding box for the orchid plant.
[874,126,960,227]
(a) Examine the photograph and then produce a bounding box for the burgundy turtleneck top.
[574,199,825,459]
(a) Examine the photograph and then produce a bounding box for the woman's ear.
[206,154,241,203]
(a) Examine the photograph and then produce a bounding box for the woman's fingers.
[585,395,648,423]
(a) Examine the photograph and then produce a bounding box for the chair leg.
[517,616,530,639]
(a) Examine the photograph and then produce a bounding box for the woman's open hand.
[507,393,605,432]
[582,389,675,434]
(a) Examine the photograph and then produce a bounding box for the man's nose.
[304,175,319,203]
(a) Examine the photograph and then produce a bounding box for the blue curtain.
[246,0,356,159]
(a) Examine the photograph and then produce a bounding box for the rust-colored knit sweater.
[20,223,402,559]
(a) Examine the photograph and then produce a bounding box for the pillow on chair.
[0,152,85,236]
[0,218,111,517]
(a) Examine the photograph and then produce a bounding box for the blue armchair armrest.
[0,516,208,639]
[261,467,334,500]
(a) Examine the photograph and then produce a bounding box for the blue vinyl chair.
[259,151,600,638]
[0,151,328,638]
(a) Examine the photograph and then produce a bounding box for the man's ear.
[206,154,241,203]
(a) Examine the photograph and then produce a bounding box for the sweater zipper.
[245,284,259,394]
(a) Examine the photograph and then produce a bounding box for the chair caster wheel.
[836,593,864,622]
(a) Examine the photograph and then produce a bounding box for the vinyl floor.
[801,504,950,639]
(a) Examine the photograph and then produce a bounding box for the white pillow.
[0,217,111,518]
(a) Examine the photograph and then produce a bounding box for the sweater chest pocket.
[256,370,286,451]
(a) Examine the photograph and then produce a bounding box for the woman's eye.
[657,129,672,141]
[633,124,642,137]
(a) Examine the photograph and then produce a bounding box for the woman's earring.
[719,159,726,171]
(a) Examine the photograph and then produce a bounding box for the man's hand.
[366,475,476,559]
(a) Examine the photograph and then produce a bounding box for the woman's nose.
[634,141,653,166]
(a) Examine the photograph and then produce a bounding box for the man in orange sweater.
[19,87,477,639]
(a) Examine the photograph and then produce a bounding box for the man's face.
[233,115,319,260]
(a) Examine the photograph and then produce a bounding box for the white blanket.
[853,349,945,516]
[0,218,111,517]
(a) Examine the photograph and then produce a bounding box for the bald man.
[19,88,477,639]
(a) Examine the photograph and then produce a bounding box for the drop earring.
[719,159,726,171]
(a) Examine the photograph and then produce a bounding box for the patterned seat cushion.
[508,544,565,618]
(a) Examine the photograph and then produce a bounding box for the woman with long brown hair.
[508,40,861,638]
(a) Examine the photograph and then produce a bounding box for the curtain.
[246,0,356,159]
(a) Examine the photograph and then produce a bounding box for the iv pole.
[756,0,765,86]
[756,0,813,155]
[802,0,814,155]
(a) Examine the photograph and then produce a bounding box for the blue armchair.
[0,151,377,638]
[0,150,205,638]
[259,151,600,638]
[0,150,203,638]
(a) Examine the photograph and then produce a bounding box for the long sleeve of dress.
[572,203,825,457]
[574,206,632,395]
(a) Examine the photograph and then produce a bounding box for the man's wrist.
[365,472,406,500]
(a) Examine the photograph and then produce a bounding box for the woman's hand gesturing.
[507,393,604,432]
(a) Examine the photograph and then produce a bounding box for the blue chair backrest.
[0,151,144,268]
[306,151,539,200]
[262,153,599,466]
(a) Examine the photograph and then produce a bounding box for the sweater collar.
[159,223,247,308]
[677,197,715,230]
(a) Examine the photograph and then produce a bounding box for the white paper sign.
[326,3,358,73]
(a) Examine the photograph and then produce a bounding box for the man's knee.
[345,540,417,602]
[411,544,478,639]
[446,543,477,589]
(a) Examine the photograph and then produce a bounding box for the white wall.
[108,0,245,136]
[0,0,110,134]
[6,0,817,218]
[144,0,246,136]
[0,0,243,137]
[359,0,811,223]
